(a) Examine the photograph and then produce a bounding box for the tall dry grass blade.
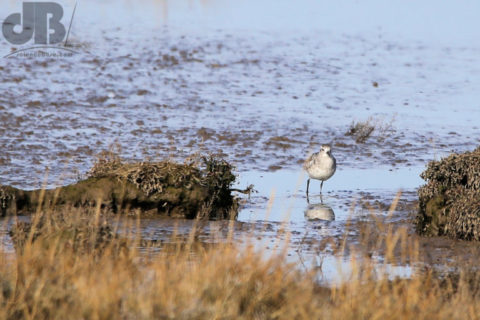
[227,218,235,244]
[186,218,198,251]
[340,196,357,255]
[261,189,276,233]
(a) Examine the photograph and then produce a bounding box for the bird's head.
[320,144,332,156]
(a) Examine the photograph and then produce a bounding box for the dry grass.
[0,197,479,319]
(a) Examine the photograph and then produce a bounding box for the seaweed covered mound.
[417,146,480,240]
[0,186,13,216]
[0,154,240,220]
[87,154,238,219]
[0,185,25,217]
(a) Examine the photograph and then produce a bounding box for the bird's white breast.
[306,154,336,181]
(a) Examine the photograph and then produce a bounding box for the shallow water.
[1,0,479,282]
[237,166,422,223]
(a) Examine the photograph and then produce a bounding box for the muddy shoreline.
[1,28,480,189]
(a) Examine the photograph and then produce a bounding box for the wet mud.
[1,26,480,188]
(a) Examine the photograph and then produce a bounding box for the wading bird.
[304,144,336,199]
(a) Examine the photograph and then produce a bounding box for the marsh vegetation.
[1,194,480,319]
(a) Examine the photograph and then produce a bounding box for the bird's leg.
[320,193,323,204]
[320,180,324,194]
[306,178,310,198]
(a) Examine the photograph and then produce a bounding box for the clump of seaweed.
[0,185,18,217]
[417,146,480,240]
[0,186,11,217]
[87,153,238,219]
[345,116,395,143]
[346,120,375,143]
[89,159,201,197]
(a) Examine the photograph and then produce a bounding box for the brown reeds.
[0,189,479,319]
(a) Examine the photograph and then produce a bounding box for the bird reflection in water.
[304,201,335,221]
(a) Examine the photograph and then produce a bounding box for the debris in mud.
[417,146,480,240]
[345,117,396,144]
[346,120,375,143]
[0,153,243,220]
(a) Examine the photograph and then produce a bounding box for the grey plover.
[303,144,336,197]
[305,203,335,221]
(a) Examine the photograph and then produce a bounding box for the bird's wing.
[303,152,318,170]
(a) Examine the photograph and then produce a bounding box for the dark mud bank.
[417,146,480,240]
[0,155,243,220]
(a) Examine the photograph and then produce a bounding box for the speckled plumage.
[304,145,336,197]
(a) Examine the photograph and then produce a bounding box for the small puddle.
[316,255,414,285]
